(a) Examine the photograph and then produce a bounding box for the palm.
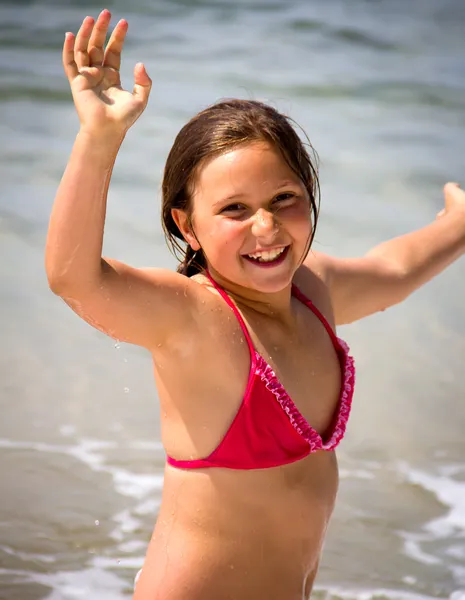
[63,11,151,133]
[72,66,141,130]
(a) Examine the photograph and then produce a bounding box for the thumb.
[444,181,460,191]
[132,62,152,105]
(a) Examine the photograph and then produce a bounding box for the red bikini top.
[166,272,355,470]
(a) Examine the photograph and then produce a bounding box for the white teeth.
[247,247,286,262]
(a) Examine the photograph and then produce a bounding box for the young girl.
[46,10,465,600]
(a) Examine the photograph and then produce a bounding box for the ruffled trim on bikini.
[326,338,355,449]
[255,338,355,452]
[255,354,321,451]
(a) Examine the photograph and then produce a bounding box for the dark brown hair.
[161,99,320,277]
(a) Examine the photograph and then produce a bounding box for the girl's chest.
[203,297,344,441]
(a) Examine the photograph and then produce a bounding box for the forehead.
[193,142,302,199]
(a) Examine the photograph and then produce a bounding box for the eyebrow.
[212,180,301,208]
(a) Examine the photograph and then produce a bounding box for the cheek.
[279,202,313,232]
[289,199,312,218]
[202,219,244,252]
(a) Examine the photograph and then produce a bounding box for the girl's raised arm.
[309,183,465,326]
[45,11,199,350]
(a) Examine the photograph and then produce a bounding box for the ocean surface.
[1,0,465,598]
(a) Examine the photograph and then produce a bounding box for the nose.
[250,208,278,239]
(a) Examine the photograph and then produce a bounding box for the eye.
[273,193,296,205]
[220,203,244,213]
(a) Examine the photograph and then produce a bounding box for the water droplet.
[124,387,129,394]
[117,559,121,565]
[114,341,121,350]
[94,520,100,526]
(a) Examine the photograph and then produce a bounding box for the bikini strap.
[204,270,256,356]
[204,272,338,353]
[291,283,340,347]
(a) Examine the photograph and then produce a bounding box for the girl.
[45,10,465,600]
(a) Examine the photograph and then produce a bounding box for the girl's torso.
[134,265,353,600]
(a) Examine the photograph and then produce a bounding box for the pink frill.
[255,337,355,452]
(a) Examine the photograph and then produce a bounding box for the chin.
[251,279,293,295]
[240,267,296,294]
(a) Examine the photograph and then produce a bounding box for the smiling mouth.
[242,245,290,266]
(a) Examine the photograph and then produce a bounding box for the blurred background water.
[1,0,465,598]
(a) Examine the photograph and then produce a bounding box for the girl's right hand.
[63,10,152,137]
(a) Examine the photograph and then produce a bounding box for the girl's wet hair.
[161,99,320,277]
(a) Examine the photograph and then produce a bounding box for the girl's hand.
[437,182,465,220]
[63,10,151,137]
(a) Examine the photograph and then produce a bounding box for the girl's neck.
[203,268,298,329]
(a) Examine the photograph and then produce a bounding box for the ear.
[171,209,201,251]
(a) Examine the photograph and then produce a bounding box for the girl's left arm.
[309,183,465,325]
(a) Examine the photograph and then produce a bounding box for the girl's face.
[183,141,312,293]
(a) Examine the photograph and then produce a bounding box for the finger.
[74,66,105,92]
[63,32,79,81]
[132,63,152,105]
[88,9,112,66]
[103,19,128,72]
[444,182,460,192]
[74,15,94,69]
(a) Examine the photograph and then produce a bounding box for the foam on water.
[0,567,127,600]
[313,586,459,599]
[0,437,164,500]
[0,545,56,564]
[4,437,465,598]
[339,467,376,480]
[38,568,127,600]
[403,463,465,537]
[0,436,162,595]
[398,461,465,587]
